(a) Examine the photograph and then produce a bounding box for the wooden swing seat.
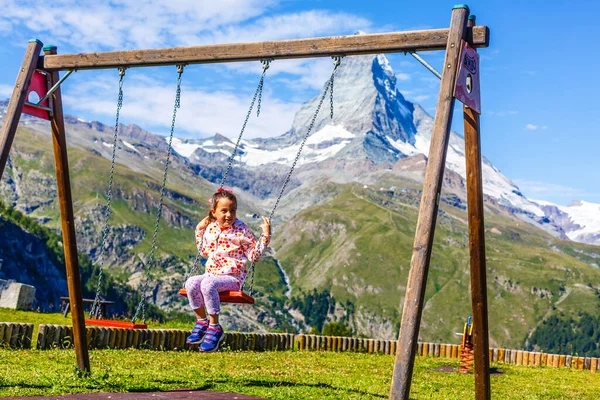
[178,288,255,304]
[85,319,147,329]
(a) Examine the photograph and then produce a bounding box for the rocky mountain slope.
[1,53,599,347]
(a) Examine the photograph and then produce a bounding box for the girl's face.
[211,197,237,228]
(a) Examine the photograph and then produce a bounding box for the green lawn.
[0,349,599,399]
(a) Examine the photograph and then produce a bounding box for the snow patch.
[306,124,354,145]
[201,148,232,156]
[242,125,353,167]
[171,137,201,158]
[559,201,600,239]
[410,109,545,217]
[121,140,139,153]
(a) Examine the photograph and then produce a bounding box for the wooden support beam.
[463,15,491,400]
[45,45,91,374]
[389,6,469,400]
[40,26,489,71]
[0,39,44,178]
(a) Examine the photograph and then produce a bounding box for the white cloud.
[1,0,372,107]
[190,11,371,46]
[487,110,519,117]
[396,73,411,81]
[514,179,585,197]
[411,95,430,102]
[0,84,13,98]
[0,0,278,50]
[270,58,339,90]
[0,1,370,52]
[62,73,300,140]
[526,124,548,131]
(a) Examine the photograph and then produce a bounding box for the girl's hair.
[209,188,237,213]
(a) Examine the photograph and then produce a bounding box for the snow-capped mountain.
[173,53,560,233]
[3,48,595,246]
[533,200,600,245]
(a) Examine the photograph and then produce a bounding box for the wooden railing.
[0,322,594,373]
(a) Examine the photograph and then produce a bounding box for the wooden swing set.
[0,5,491,399]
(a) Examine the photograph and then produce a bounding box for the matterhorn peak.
[286,53,416,163]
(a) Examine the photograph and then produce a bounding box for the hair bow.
[217,188,233,194]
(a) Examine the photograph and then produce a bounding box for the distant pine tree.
[530,312,600,357]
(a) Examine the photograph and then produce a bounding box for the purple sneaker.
[200,324,224,352]
[186,320,208,345]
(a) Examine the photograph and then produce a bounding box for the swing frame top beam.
[39,26,489,71]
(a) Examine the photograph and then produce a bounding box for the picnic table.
[60,297,115,319]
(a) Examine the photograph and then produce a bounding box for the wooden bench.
[60,297,115,319]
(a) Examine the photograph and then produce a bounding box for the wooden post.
[45,45,90,374]
[390,6,469,399]
[559,355,566,367]
[0,39,44,178]
[463,13,491,400]
[516,351,523,365]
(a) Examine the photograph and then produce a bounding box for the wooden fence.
[36,324,295,352]
[0,322,34,348]
[1,322,598,373]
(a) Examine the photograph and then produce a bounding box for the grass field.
[3,308,600,398]
[1,349,599,399]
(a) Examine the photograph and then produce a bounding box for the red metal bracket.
[23,70,51,120]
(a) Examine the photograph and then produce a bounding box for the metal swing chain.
[330,56,342,119]
[219,59,271,189]
[245,55,344,294]
[133,64,185,324]
[90,67,126,319]
[184,60,272,283]
[256,59,271,117]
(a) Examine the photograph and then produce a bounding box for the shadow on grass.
[430,365,505,376]
[240,379,387,398]
[124,383,214,393]
[0,383,53,390]
[1,377,386,398]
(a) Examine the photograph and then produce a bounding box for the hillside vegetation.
[3,122,600,350]
[274,184,600,348]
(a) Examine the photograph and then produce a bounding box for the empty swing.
[179,55,344,304]
[86,64,186,329]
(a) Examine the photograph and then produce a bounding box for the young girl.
[185,188,271,352]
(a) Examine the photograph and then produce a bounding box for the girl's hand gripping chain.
[196,215,214,231]
[260,216,271,236]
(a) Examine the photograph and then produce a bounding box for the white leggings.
[185,274,240,315]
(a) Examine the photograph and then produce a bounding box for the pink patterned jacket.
[195,219,270,285]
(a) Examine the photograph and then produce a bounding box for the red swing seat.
[85,319,147,329]
[178,288,255,304]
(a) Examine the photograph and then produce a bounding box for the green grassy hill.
[274,183,600,348]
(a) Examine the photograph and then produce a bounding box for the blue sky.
[1,0,599,206]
